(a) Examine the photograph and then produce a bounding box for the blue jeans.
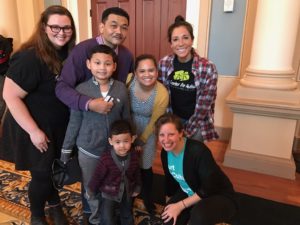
[78,151,101,225]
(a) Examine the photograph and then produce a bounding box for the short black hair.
[101,7,130,25]
[87,44,117,63]
[109,120,133,137]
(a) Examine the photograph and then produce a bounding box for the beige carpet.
[0,159,165,225]
[0,211,28,225]
[0,160,30,224]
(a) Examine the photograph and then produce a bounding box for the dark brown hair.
[19,5,76,74]
[134,54,157,71]
[154,113,184,137]
[167,15,194,43]
[110,119,133,137]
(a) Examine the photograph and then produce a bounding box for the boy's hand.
[60,149,72,164]
[85,189,95,200]
[88,97,114,114]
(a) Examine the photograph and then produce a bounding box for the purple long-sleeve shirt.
[55,36,134,111]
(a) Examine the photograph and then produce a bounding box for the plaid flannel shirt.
[158,50,219,141]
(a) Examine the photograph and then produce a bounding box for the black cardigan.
[161,138,235,200]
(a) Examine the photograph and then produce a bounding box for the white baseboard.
[224,142,296,180]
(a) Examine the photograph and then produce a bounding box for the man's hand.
[88,97,114,114]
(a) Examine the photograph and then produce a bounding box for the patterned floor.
[0,160,163,225]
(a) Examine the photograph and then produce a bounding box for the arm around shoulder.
[55,45,92,111]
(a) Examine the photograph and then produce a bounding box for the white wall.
[1,0,44,50]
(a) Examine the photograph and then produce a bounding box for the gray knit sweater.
[61,78,131,159]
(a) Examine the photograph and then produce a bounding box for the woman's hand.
[134,138,144,152]
[30,128,50,153]
[161,201,185,225]
[134,145,143,152]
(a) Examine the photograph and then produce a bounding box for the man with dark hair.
[56,7,133,114]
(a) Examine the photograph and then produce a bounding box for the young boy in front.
[88,120,141,225]
[60,45,131,224]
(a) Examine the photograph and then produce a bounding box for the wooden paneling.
[135,0,161,59]
[91,0,186,60]
[160,0,186,59]
[116,0,136,54]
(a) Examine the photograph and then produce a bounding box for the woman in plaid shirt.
[159,15,218,142]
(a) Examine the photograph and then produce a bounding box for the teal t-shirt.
[167,138,194,196]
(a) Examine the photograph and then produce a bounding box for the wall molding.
[224,143,296,180]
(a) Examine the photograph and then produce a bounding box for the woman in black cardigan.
[155,113,237,225]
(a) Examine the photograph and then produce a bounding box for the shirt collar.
[96,35,119,55]
[92,76,114,87]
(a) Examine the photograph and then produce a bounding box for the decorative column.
[225,0,300,179]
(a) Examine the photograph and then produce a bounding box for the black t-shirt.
[169,57,196,119]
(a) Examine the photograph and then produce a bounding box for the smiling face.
[45,14,73,49]
[86,52,116,84]
[170,26,193,63]
[135,59,158,88]
[109,133,134,157]
[99,14,129,48]
[158,122,184,153]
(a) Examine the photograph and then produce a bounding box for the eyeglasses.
[46,24,73,34]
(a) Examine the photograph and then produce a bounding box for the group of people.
[0,4,237,225]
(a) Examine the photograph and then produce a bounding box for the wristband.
[85,98,93,111]
[182,200,187,209]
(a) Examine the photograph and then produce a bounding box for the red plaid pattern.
[158,50,219,141]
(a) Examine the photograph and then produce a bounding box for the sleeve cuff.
[85,99,93,111]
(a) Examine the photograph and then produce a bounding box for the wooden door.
[91,0,186,60]
[90,0,136,54]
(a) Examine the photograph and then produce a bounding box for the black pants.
[163,190,237,225]
[140,168,155,212]
[100,192,134,225]
[29,170,60,217]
